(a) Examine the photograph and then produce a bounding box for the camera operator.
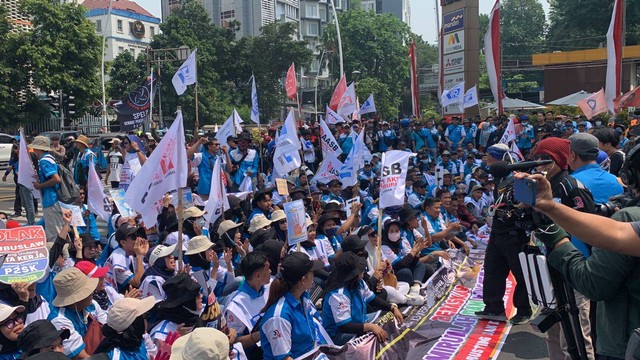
[531,137,596,360]
[516,143,640,360]
[474,144,533,324]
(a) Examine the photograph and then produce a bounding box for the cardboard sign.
[283,200,308,246]
[0,226,49,284]
[59,203,87,227]
[344,197,361,218]
[276,178,289,196]
[110,188,137,218]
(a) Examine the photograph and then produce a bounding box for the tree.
[356,77,397,119]
[501,0,546,58]
[0,5,23,125]
[323,10,412,113]
[16,0,101,118]
[107,52,147,101]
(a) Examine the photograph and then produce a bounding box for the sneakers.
[474,310,508,322]
[404,293,426,306]
[510,313,532,325]
[408,284,421,297]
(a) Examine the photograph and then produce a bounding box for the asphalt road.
[0,181,552,359]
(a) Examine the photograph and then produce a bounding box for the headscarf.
[95,316,145,354]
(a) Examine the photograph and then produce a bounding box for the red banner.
[285,63,297,99]
[329,75,347,111]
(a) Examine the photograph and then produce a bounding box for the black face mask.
[357,249,369,259]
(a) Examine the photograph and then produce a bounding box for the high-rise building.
[161,0,222,26]
[360,0,410,25]
[82,0,161,61]
[1,0,32,32]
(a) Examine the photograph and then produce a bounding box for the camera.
[595,193,635,217]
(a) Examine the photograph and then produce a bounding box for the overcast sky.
[136,0,551,45]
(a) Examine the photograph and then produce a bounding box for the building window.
[95,19,101,32]
[319,7,326,20]
[221,9,235,20]
[118,46,124,54]
[308,22,319,36]
[306,4,317,18]
[150,26,155,36]
[130,48,135,57]
[117,19,123,32]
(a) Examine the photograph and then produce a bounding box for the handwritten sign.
[283,200,308,246]
[0,226,49,284]
[344,197,361,218]
[110,188,136,218]
[59,203,87,227]
[276,178,289,196]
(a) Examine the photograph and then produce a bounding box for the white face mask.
[595,121,602,126]
[388,232,401,242]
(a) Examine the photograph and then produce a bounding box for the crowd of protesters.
[0,109,639,360]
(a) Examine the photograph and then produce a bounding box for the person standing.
[444,116,466,152]
[72,135,96,190]
[119,136,147,192]
[49,136,66,164]
[105,138,124,189]
[594,128,625,176]
[229,133,259,192]
[187,137,232,200]
[29,136,63,242]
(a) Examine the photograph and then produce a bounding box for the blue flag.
[358,93,376,115]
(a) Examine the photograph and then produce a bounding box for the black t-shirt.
[610,151,625,177]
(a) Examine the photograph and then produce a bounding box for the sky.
[136,0,551,45]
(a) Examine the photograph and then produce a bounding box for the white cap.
[149,244,177,266]
[0,303,24,323]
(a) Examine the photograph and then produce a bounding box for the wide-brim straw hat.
[74,135,91,148]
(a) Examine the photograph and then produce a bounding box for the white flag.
[87,160,112,221]
[238,175,253,192]
[440,81,465,107]
[358,94,376,115]
[499,117,517,145]
[204,157,229,225]
[337,82,357,116]
[171,49,197,96]
[352,97,361,121]
[379,150,415,209]
[17,129,40,199]
[125,111,188,227]
[339,129,365,188]
[215,109,244,148]
[319,120,341,159]
[250,75,259,124]
[273,109,302,175]
[511,141,524,161]
[463,86,479,108]
[326,105,346,125]
[314,153,343,184]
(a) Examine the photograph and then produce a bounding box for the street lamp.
[100,0,114,129]
[328,0,344,78]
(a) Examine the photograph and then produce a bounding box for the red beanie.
[533,137,570,170]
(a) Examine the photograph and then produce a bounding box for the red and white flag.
[578,88,608,119]
[484,0,503,114]
[329,75,347,111]
[337,82,357,116]
[615,87,640,112]
[605,0,623,114]
[409,38,420,118]
[285,63,297,99]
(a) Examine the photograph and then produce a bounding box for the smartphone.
[514,178,537,206]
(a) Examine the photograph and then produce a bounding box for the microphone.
[489,160,553,178]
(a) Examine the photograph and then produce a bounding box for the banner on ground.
[87,160,112,222]
[379,150,415,209]
[125,111,188,227]
[319,120,341,159]
[283,200,307,246]
[115,75,157,131]
[0,226,48,284]
[17,129,40,199]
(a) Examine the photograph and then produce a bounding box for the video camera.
[595,193,635,217]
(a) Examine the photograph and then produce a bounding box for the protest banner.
[283,200,307,246]
[276,178,290,196]
[0,226,48,284]
[59,202,87,227]
[379,150,416,209]
[110,188,136,218]
[344,197,361,218]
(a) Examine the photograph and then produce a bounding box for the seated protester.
[162,216,188,250]
[0,303,26,359]
[436,150,454,173]
[73,190,101,244]
[225,252,271,356]
[315,213,342,256]
[322,200,362,241]
[270,179,295,207]
[226,195,247,225]
[270,210,287,243]
[74,261,114,318]
[450,195,481,239]
[104,224,149,293]
[398,206,430,248]
[321,179,345,207]
[48,267,100,358]
[454,190,484,228]
[149,274,202,348]
[322,253,403,346]
[448,152,464,178]
[436,189,471,254]
[185,236,229,329]
[260,253,328,360]
[254,240,285,278]
[248,190,272,223]
[427,170,457,197]
[422,197,459,258]
[139,245,177,302]
[465,185,488,221]
[94,297,156,359]
[289,219,332,284]
[181,206,207,242]
[466,168,487,194]
[407,180,428,210]
[170,328,230,360]
[17,319,69,358]
[463,154,477,178]
[157,194,176,234]
[358,162,375,182]
[69,234,101,265]
[215,221,247,294]
[481,178,495,208]
[247,214,273,240]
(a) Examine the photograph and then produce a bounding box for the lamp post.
[100,0,114,129]
[314,48,327,120]
[328,0,344,78]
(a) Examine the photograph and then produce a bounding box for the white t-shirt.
[119,152,141,187]
[105,247,136,291]
[107,150,124,182]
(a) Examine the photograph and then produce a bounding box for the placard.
[344,197,361,218]
[59,203,87,227]
[283,200,308,246]
[276,178,289,196]
[0,226,49,284]
[110,188,137,218]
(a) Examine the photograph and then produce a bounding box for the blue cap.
[519,115,529,121]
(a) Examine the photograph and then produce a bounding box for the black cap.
[322,202,344,214]
[333,252,367,282]
[115,223,141,241]
[341,235,369,252]
[159,273,201,308]
[318,213,340,228]
[279,252,324,283]
[18,320,70,358]
[236,132,252,142]
[398,206,420,224]
[80,233,98,248]
[413,179,427,188]
[327,179,343,187]
[290,186,308,196]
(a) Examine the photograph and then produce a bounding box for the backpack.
[44,154,80,204]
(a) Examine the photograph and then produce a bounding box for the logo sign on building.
[131,20,145,38]
[443,52,465,74]
[444,30,464,54]
[444,74,465,88]
[443,8,464,34]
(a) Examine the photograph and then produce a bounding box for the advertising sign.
[443,30,465,54]
[443,8,464,34]
[443,52,465,74]
[0,226,48,284]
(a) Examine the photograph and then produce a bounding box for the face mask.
[522,122,528,125]
[595,121,602,126]
[388,232,401,242]
[556,121,562,127]
[183,305,205,317]
[325,227,337,237]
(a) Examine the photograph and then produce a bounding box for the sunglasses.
[367,232,378,238]
[0,313,25,329]
[533,154,552,161]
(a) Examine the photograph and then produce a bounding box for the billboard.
[443,52,465,74]
[444,30,465,54]
[443,8,464,34]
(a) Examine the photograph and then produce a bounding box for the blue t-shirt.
[37,153,59,208]
[107,343,148,360]
[322,279,376,338]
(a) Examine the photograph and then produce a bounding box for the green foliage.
[323,10,412,114]
[413,36,438,70]
[17,0,101,117]
[355,77,398,119]
[501,0,546,57]
[107,52,147,100]
[0,5,22,125]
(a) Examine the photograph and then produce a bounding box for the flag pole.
[194,55,199,138]
[148,68,154,132]
[176,106,184,271]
